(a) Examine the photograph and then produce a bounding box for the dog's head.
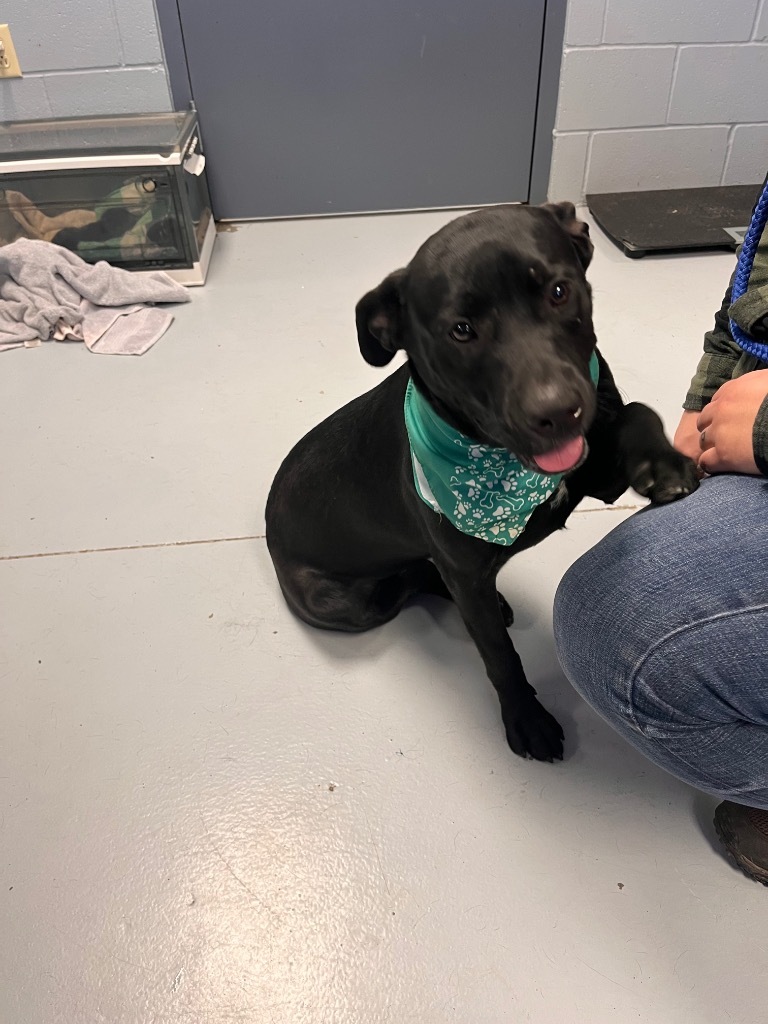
[355,202,598,473]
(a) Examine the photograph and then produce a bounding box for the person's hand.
[673,409,703,463]
[697,369,768,475]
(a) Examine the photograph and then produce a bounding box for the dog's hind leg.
[416,559,514,626]
[275,560,448,633]
[397,560,514,625]
[277,559,514,632]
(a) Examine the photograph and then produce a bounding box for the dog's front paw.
[502,698,564,762]
[630,450,699,505]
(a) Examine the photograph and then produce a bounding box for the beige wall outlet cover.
[0,24,23,78]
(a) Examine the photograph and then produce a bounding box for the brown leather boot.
[714,801,768,885]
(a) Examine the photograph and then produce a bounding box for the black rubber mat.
[586,185,761,259]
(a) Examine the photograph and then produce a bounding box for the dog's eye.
[550,281,570,305]
[450,322,476,342]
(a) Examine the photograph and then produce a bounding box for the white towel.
[0,237,190,355]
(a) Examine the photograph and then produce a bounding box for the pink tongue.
[533,435,585,474]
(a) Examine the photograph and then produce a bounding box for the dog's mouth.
[531,434,586,474]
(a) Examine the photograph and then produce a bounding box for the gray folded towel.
[0,237,190,355]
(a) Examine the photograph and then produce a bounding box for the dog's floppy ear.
[542,200,594,271]
[355,268,406,366]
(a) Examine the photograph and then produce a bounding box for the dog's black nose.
[528,401,583,438]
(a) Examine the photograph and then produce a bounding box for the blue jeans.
[554,475,768,808]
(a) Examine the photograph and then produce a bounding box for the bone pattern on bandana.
[448,449,562,543]
[408,426,562,546]
[404,352,599,546]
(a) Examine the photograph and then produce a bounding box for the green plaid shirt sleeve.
[683,269,742,412]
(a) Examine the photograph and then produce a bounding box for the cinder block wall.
[1,0,172,121]
[548,0,768,201]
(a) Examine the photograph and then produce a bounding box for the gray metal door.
[174,0,548,219]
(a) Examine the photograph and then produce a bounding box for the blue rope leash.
[729,179,768,362]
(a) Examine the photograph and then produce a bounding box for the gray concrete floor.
[1,212,765,1024]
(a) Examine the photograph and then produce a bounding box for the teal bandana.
[404,353,600,546]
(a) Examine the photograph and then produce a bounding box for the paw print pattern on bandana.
[442,438,562,544]
[403,371,597,548]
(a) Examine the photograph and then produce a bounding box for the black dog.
[266,203,698,761]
